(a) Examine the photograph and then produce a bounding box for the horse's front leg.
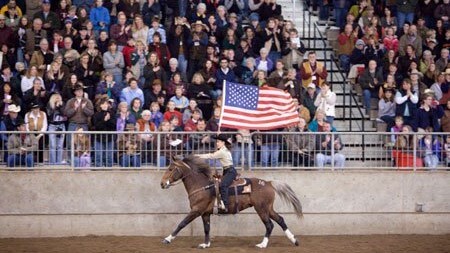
[162,210,201,244]
[198,214,211,249]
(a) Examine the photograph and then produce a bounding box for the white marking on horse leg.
[198,242,211,249]
[256,237,269,248]
[284,229,296,244]
[164,234,176,243]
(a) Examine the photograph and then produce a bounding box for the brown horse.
[160,155,303,248]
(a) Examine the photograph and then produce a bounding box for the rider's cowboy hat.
[213,134,231,144]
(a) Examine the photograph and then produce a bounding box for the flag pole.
[218,80,227,133]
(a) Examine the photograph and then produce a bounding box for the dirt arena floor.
[0,235,449,253]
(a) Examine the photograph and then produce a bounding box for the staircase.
[279,0,392,167]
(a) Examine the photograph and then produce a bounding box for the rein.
[169,160,214,198]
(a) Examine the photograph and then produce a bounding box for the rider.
[196,134,236,213]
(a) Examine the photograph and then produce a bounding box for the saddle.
[212,175,252,215]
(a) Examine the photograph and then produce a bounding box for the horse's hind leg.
[255,207,274,248]
[198,214,211,249]
[163,210,201,244]
[269,209,299,246]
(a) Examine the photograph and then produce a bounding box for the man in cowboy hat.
[7,118,37,168]
[196,134,236,213]
[0,104,23,161]
[64,83,94,132]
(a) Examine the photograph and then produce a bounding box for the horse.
[160,155,303,248]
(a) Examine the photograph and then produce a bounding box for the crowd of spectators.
[0,0,346,169]
[329,0,450,168]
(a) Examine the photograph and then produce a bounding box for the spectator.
[0,14,15,51]
[377,89,396,130]
[282,68,302,101]
[143,51,165,106]
[149,32,171,68]
[149,101,163,128]
[0,82,21,119]
[417,92,444,132]
[315,121,345,169]
[399,25,422,57]
[284,117,314,167]
[117,123,142,167]
[314,82,336,125]
[137,109,157,163]
[337,24,357,73]
[268,60,286,88]
[187,72,212,119]
[182,98,202,124]
[380,7,397,29]
[256,128,282,167]
[147,17,167,44]
[397,44,418,76]
[188,118,212,152]
[435,48,449,73]
[33,0,61,38]
[395,79,419,130]
[359,59,383,115]
[214,58,236,99]
[183,108,201,131]
[165,72,187,98]
[409,69,427,97]
[22,78,47,112]
[130,39,148,84]
[129,97,143,120]
[418,128,442,170]
[92,97,116,167]
[24,101,47,163]
[47,92,67,165]
[206,106,221,132]
[383,26,399,54]
[255,47,274,73]
[300,51,327,89]
[396,0,418,29]
[75,52,99,100]
[103,40,125,85]
[131,15,149,45]
[96,71,123,106]
[120,77,145,107]
[44,62,66,94]
[302,83,318,119]
[142,0,161,26]
[61,73,81,101]
[73,127,91,168]
[110,12,132,49]
[64,83,94,132]
[116,101,136,132]
[445,135,450,167]
[90,0,110,36]
[169,85,189,111]
[60,36,80,70]
[163,100,183,126]
[20,66,44,94]
[393,124,422,167]
[30,38,53,77]
[7,118,36,167]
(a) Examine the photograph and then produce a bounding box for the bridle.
[165,161,193,187]
[165,160,214,198]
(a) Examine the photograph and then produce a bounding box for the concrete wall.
[0,171,449,238]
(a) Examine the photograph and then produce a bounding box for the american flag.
[219,81,300,130]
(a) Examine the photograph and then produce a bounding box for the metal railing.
[1,131,448,171]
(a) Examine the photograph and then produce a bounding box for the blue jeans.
[232,143,254,168]
[210,89,222,100]
[315,153,345,168]
[178,54,188,76]
[339,54,350,73]
[120,154,141,167]
[326,116,334,126]
[268,51,281,67]
[319,1,329,21]
[397,11,414,30]
[74,154,91,167]
[363,89,377,112]
[261,143,280,167]
[94,139,114,167]
[178,0,187,17]
[48,124,65,164]
[8,153,34,167]
[113,74,123,86]
[334,7,347,28]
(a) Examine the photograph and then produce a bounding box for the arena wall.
[0,171,449,238]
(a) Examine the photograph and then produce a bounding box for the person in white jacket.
[314,82,336,125]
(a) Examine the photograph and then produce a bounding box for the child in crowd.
[390,116,404,145]
[149,102,163,128]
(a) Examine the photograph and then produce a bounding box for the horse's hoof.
[294,239,299,246]
[162,239,171,244]
[198,242,211,249]
[255,243,267,249]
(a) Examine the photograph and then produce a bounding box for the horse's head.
[160,155,189,189]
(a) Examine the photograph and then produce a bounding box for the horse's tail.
[271,181,303,218]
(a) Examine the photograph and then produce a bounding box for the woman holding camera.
[47,93,67,164]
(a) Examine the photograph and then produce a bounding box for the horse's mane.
[183,155,212,179]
